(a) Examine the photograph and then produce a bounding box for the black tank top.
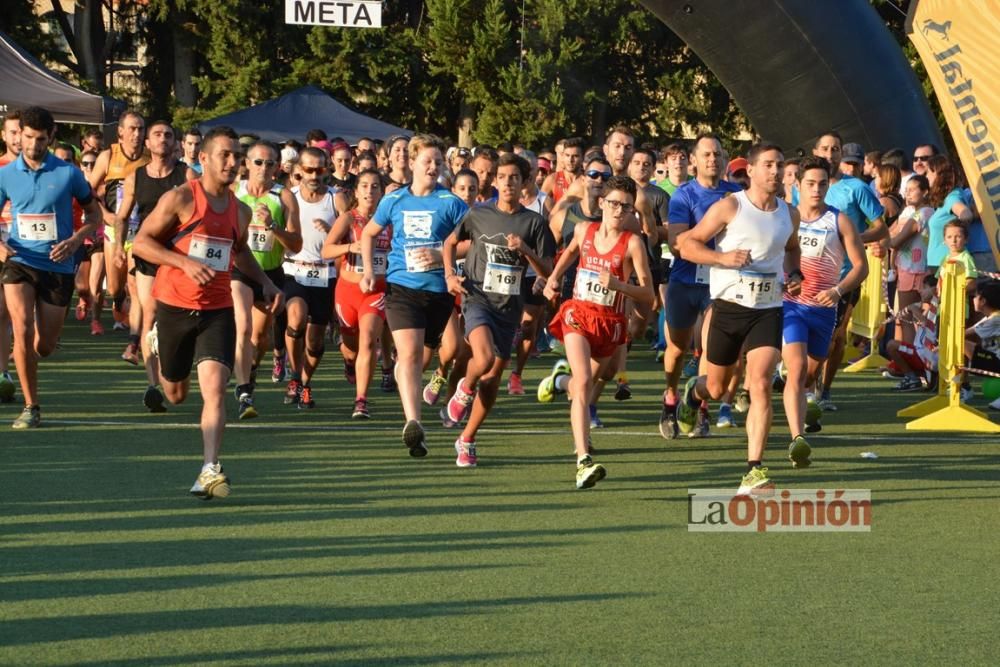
[135,165,188,224]
[562,201,601,248]
[881,192,903,226]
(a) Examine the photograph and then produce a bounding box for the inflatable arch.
[638,0,944,155]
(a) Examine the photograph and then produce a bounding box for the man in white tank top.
[282,146,337,410]
[678,143,803,495]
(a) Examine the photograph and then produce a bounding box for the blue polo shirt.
[372,184,468,293]
[0,153,93,274]
[667,178,742,285]
[826,174,884,276]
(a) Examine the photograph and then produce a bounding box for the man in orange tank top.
[133,126,284,500]
[541,137,583,204]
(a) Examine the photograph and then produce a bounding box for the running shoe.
[344,359,357,385]
[190,463,230,500]
[589,404,604,429]
[737,467,774,496]
[272,352,286,383]
[122,342,139,366]
[143,385,167,413]
[352,397,370,420]
[716,403,735,429]
[882,366,904,380]
[681,355,699,379]
[446,382,476,424]
[804,398,822,433]
[0,372,15,404]
[439,407,459,429]
[659,399,679,439]
[960,384,974,403]
[537,359,570,403]
[689,405,710,438]
[733,388,750,413]
[284,378,302,405]
[772,369,786,391]
[423,373,448,405]
[75,299,87,321]
[788,435,812,469]
[455,437,477,468]
[112,320,128,332]
[989,397,1000,411]
[238,393,258,420]
[818,390,837,411]
[575,456,607,490]
[614,380,632,401]
[145,323,159,356]
[12,405,40,430]
[507,372,525,396]
[298,385,315,410]
[381,367,397,393]
[402,419,428,457]
[90,319,105,336]
[677,377,698,435]
[655,349,665,363]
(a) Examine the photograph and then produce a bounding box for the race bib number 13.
[17,213,58,242]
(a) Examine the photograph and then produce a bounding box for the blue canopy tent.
[198,86,409,144]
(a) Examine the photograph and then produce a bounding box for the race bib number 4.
[573,268,615,307]
[188,234,232,272]
[404,242,443,272]
[17,213,58,242]
[484,262,523,295]
[735,271,779,307]
[248,224,274,252]
[799,228,827,259]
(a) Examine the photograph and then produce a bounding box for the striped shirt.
[786,206,845,307]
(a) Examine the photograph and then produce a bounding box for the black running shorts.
[1,261,75,308]
[706,299,783,367]
[156,302,236,382]
[385,282,455,349]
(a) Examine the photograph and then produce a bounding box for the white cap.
[280,146,299,163]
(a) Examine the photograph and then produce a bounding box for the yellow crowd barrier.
[897,261,1000,432]
[844,248,888,372]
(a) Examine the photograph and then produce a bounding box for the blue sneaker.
[716,403,735,429]
[589,404,604,429]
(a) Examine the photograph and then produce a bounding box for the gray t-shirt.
[455,202,555,318]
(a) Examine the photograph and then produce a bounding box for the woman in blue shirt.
[925,155,974,271]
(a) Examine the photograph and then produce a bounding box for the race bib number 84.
[188,234,232,271]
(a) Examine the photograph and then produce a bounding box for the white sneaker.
[145,323,159,357]
[190,463,230,500]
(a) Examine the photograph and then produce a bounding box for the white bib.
[798,227,827,259]
[17,213,57,242]
[404,242,443,272]
[248,224,274,252]
[285,260,331,287]
[188,234,232,271]
[573,268,615,307]
[695,263,711,284]
[484,262,523,295]
[735,271,779,307]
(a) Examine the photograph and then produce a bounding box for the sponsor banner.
[688,488,872,532]
[907,0,1000,263]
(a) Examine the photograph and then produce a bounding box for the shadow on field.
[71,647,527,667]
[1,592,646,647]
[1,524,661,579]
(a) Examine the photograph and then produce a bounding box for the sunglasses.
[655,169,666,175]
[301,166,327,175]
[603,199,633,212]
[252,158,276,167]
[913,155,932,162]
[81,161,96,168]
[292,174,303,180]
[586,169,612,181]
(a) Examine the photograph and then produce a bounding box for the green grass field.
[3,318,1000,665]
